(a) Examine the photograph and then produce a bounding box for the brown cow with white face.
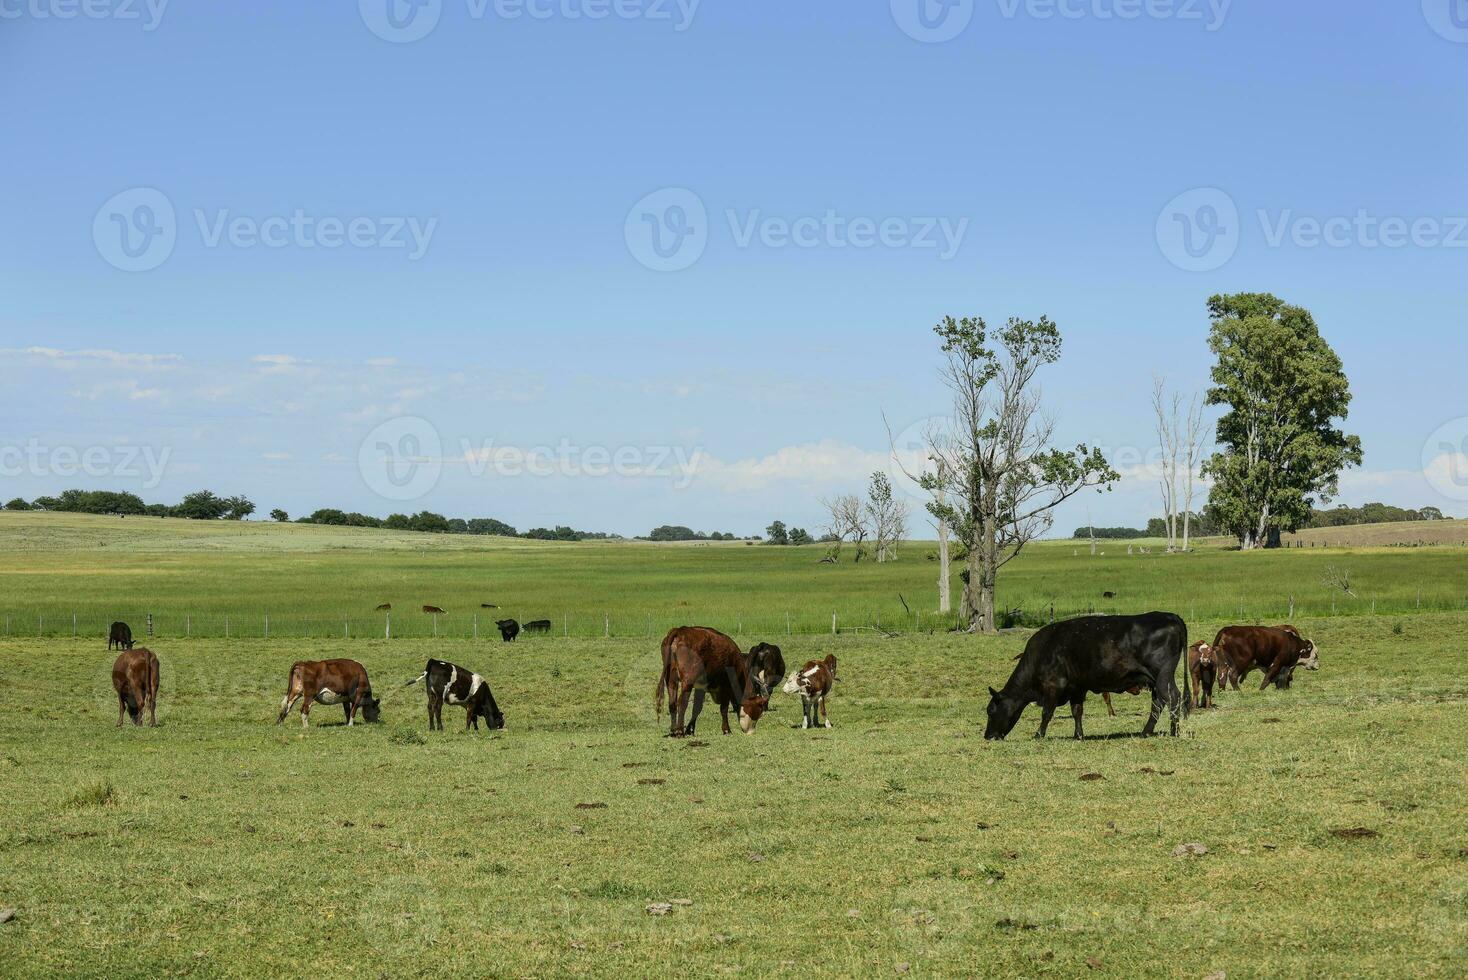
[112,647,159,727]
[782,654,837,729]
[1188,641,1218,709]
[275,659,381,728]
[1211,626,1318,692]
[655,626,767,737]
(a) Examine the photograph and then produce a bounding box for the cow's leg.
[719,699,731,736]
[1141,686,1164,737]
[299,688,316,728]
[276,691,300,725]
[146,685,157,728]
[1166,675,1182,736]
[673,683,691,738]
[688,688,706,736]
[821,694,831,729]
[801,696,812,729]
[1102,692,1116,717]
[1036,702,1056,738]
[1071,699,1085,740]
[116,691,127,728]
[1259,653,1291,691]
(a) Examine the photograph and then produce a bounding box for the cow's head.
[1299,639,1319,670]
[1194,642,1213,667]
[361,696,382,723]
[738,695,768,734]
[780,671,802,696]
[984,686,1025,740]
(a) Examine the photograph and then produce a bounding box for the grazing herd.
[102,611,1320,740]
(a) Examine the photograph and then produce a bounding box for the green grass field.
[0,514,1465,976]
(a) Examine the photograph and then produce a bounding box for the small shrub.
[1392,622,1405,637]
[67,779,117,808]
[388,726,427,746]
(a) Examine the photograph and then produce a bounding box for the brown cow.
[422,605,445,614]
[782,654,837,729]
[655,626,767,737]
[112,647,159,727]
[276,659,381,727]
[1211,626,1318,691]
[1188,641,1218,709]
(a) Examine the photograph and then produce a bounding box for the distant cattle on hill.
[495,619,520,642]
[108,621,133,651]
[522,619,552,634]
[422,605,445,614]
[376,603,391,611]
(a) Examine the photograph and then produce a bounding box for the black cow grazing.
[522,619,552,634]
[985,612,1190,740]
[406,658,505,732]
[108,621,134,651]
[495,619,520,642]
[747,642,786,699]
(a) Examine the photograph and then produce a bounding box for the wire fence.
[3,593,1467,644]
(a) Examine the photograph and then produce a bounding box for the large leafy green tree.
[1202,293,1362,549]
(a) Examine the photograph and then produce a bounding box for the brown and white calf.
[112,647,159,727]
[276,659,381,727]
[1188,641,1219,709]
[782,655,837,729]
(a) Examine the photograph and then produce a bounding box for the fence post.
[73,612,77,636]
[385,612,391,640]
[264,615,269,640]
[564,614,568,638]
[831,612,837,635]
[433,614,438,638]
[1288,596,1294,619]
[225,617,230,639]
[604,614,610,639]
[786,611,791,635]
[344,618,349,639]
[473,612,478,640]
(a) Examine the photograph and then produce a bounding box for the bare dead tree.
[1322,564,1356,597]
[1152,375,1184,552]
[886,415,953,612]
[921,315,1118,633]
[867,471,909,563]
[821,492,868,563]
[1181,392,1207,552]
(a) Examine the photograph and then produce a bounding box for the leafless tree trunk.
[935,482,951,614]
[1181,393,1206,552]
[1152,376,1184,552]
[822,493,868,562]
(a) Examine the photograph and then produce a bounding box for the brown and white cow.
[275,659,381,727]
[112,647,159,727]
[655,626,767,737]
[782,654,837,729]
[405,658,505,732]
[1211,625,1318,692]
[1188,641,1218,709]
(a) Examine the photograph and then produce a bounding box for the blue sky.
[2,2,1465,535]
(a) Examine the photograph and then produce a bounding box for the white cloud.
[7,346,183,369]
[688,440,891,493]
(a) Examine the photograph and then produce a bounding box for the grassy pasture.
[0,513,1465,975]
[3,513,1468,642]
[0,615,1464,977]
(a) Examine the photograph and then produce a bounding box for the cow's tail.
[147,649,160,704]
[655,634,674,716]
[1179,621,1192,721]
[403,671,427,688]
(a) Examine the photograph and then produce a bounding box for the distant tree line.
[764,520,813,546]
[296,509,616,541]
[4,489,255,520]
[1074,502,1448,543]
[643,525,744,542]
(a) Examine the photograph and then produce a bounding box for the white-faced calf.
[783,655,837,729]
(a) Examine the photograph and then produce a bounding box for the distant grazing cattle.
[406,658,505,732]
[108,621,133,651]
[655,626,767,737]
[747,642,786,699]
[782,654,837,729]
[985,612,1189,740]
[1188,641,1218,709]
[422,605,445,614]
[480,603,499,609]
[1210,626,1318,692]
[495,619,520,642]
[112,647,159,727]
[522,619,552,634]
[1102,591,1117,599]
[376,603,391,611]
[275,659,381,728]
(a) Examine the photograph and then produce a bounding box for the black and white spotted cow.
[406,658,505,732]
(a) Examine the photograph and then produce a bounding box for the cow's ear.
[988,686,999,698]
